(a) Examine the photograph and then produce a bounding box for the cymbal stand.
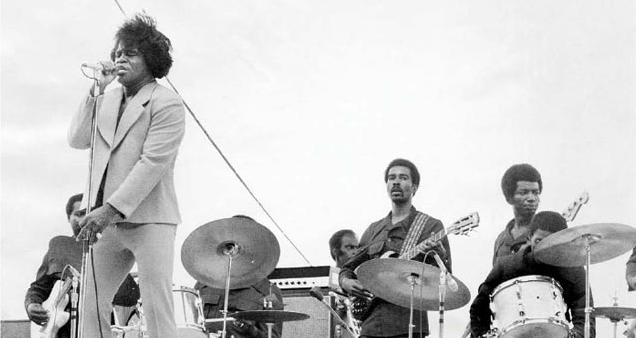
[610,295,620,338]
[77,69,100,338]
[221,243,239,338]
[582,234,600,338]
[266,323,274,338]
[407,273,421,338]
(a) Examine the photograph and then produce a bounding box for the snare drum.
[490,275,569,338]
[173,286,207,338]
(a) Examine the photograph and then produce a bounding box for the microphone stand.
[438,269,446,338]
[429,251,453,338]
[309,287,357,338]
[71,274,79,338]
[76,70,101,338]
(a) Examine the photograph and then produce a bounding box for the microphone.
[81,61,117,75]
[430,251,459,292]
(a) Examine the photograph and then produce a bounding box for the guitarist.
[492,163,542,265]
[339,158,451,338]
[25,193,140,338]
[25,193,85,338]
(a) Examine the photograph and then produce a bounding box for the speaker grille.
[281,292,334,338]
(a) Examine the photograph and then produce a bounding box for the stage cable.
[91,247,105,338]
[110,0,312,266]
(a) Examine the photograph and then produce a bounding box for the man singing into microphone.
[339,158,451,338]
[68,13,185,338]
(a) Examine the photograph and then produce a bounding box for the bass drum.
[490,275,569,338]
[121,287,208,338]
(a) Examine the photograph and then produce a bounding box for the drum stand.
[581,234,600,338]
[407,273,421,338]
[220,242,239,338]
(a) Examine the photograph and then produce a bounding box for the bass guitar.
[562,191,589,223]
[30,277,73,338]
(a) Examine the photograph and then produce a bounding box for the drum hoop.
[491,275,564,297]
[499,317,570,335]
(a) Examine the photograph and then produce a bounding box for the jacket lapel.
[97,88,123,148]
[112,81,157,149]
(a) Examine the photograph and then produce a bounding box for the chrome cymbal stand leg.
[407,274,420,338]
[583,234,599,338]
[221,243,238,338]
[266,322,274,338]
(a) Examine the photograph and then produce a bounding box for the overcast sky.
[2,1,636,336]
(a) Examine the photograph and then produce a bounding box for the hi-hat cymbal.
[181,217,280,289]
[231,310,309,323]
[534,223,636,267]
[356,258,471,311]
[592,307,636,321]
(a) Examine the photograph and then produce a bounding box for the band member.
[339,158,451,338]
[470,211,595,338]
[25,194,139,338]
[68,13,185,338]
[195,278,284,338]
[493,163,542,264]
[625,249,636,338]
[329,229,359,269]
[329,230,360,337]
[627,248,636,291]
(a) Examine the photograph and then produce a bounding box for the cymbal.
[534,223,636,267]
[181,217,280,289]
[231,310,309,323]
[592,307,636,321]
[356,258,471,311]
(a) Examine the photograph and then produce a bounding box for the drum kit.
[352,222,636,338]
[112,217,310,338]
[110,219,636,338]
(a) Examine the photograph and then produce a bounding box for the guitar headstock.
[447,212,480,236]
[562,191,590,223]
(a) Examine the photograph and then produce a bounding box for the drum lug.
[518,303,525,317]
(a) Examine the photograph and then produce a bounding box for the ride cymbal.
[356,258,471,311]
[534,223,636,267]
[181,217,280,289]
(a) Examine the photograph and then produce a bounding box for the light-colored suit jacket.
[68,81,185,225]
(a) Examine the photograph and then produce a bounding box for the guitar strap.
[399,211,430,256]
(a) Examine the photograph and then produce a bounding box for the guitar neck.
[399,228,447,260]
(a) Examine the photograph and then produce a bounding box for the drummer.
[625,248,636,338]
[627,247,636,291]
[469,211,595,338]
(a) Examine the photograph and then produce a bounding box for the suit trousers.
[81,223,177,338]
